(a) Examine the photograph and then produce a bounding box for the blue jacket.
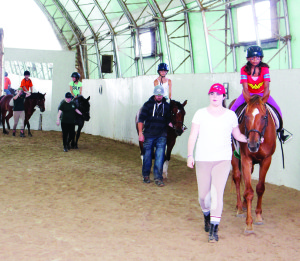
[138,96,171,138]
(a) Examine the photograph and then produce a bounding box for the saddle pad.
[9,98,13,107]
[266,104,282,131]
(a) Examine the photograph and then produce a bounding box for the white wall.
[4,48,75,130]
[81,70,300,191]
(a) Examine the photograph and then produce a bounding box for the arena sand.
[0,130,299,260]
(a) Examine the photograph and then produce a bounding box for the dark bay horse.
[0,92,46,136]
[230,93,276,233]
[69,96,90,149]
[135,99,187,178]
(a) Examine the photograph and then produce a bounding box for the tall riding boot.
[204,214,210,232]
[279,129,292,144]
[208,224,219,242]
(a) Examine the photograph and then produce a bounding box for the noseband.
[245,105,268,140]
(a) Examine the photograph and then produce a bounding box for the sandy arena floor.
[0,130,299,260]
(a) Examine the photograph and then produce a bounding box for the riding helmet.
[65,92,72,98]
[71,72,81,80]
[24,70,30,76]
[157,63,169,73]
[246,45,264,58]
[4,72,8,77]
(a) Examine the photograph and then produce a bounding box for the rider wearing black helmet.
[154,63,172,100]
[20,71,33,93]
[230,45,292,143]
[70,72,82,98]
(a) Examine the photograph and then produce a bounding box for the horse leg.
[6,110,12,130]
[2,111,9,134]
[241,156,254,233]
[231,155,244,216]
[74,125,82,149]
[139,141,144,163]
[163,135,176,179]
[255,156,272,225]
[27,121,32,137]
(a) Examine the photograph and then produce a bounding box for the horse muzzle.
[175,129,183,136]
[247,141,260,153]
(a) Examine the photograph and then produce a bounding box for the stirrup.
[279,128,293,144]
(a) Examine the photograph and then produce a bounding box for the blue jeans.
[142,136,167,180]
[4,89,11,95]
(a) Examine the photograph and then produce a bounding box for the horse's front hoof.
[236,213,246,218]
[244,227,254,234]
[74,145,78,149]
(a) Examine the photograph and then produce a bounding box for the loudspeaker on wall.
[101,55,113,73]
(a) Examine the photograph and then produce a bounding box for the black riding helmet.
[24,70,30,76]
[246,45,264,58]
[71,72,81,80]
[157,63,169,74]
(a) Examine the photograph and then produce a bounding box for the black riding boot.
[208,224,219,242]
[279,129,292,144]
[12,129,16,136]
[204,214,210,232]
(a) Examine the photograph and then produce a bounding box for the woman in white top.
[187,83,247,243]
[154,63,172,100]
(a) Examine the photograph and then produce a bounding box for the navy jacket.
[138,96,171,138]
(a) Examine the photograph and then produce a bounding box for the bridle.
[170,102,187,134]
[245,105,268,141]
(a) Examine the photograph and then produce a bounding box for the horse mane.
[248,95,265,110]
[171,100,185,114]
[27,92,44,99]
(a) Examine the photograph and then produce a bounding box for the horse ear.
[182,100,187,107]
[87,96,90,101]
[262,91,270,104]
[243,89,251,103]
[44,93,46,96]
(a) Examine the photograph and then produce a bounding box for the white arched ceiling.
[33,0,293,79]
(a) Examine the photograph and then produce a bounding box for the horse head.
[244,95,269,153]
[77,96,90,121]
[27,92,46,112]
[170,99,187,136]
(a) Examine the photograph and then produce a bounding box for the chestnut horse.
[230,93,276,233]
[0,92,46,136]
[135,99,187,177]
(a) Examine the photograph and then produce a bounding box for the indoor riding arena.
[1,0,300,260]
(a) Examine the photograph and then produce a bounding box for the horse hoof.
[236,213,246,218]
[254,221,264,225]
[244,228,255,234]
[29,134,32,137]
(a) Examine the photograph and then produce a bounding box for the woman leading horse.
[0,92,46,136]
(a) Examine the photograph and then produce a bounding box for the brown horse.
[135,99,187,177]
[230,92,276,233]
[0,92,46,136]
